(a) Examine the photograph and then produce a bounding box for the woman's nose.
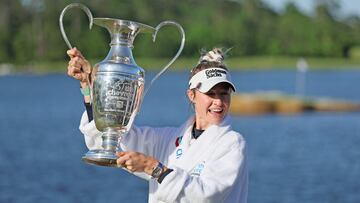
[212,94,223,104]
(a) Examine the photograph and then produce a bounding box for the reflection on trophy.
[59,3,185,167]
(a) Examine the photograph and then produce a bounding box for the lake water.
[0,70,360,203]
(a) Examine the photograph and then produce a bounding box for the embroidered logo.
[175,136,183,159]
[175,136,183,147]
[205,69,226,79]
[191,162,205,176]
[176,148,183,159]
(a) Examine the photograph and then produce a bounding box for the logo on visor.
[205,69,227,79]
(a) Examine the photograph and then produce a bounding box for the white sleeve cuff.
[79,111,103,150]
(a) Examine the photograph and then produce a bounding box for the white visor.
[189,68,236,93]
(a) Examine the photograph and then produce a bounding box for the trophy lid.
[93,18,155,34]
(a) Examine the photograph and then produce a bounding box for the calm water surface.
[0,70,360,203]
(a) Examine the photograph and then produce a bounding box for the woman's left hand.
[116,151,158,175]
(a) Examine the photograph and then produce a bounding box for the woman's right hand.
[67,47,92,87]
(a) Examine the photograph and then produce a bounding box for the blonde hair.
[189,48,228,79]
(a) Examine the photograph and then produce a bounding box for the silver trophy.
[60,3,185,167]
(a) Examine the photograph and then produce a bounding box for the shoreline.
[2,56,360,74]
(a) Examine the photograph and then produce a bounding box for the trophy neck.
[104,44,136,65]
[110,33,135,48]
[93,18,155,65]
[94,18,155,48]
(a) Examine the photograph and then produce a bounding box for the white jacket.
[80,112,248,203]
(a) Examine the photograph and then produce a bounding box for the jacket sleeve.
[155,139,248,203]
[78,111,177,180]
[79,111,176,161]
[120,123,177,161]
[79,111,103,150]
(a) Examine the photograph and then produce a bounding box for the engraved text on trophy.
[93,75,138,131]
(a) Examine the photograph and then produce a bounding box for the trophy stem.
[102,129,119,151]
[82,129,122,167]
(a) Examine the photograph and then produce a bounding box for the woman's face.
[188,83,231,129]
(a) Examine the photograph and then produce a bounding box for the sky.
[262,0,360,17]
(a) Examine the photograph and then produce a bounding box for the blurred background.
[0,0,360,203]
[1,0,360,71]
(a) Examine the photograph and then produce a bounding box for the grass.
[7,56,360,74]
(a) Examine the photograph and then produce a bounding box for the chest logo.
[175,136,183,159]
[175,136,183,147]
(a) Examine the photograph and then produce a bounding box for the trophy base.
[82,150,119,167]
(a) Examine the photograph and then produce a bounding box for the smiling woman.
[67,47,249,203]
[187,49,236,130]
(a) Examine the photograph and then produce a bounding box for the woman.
[67,47,248,203]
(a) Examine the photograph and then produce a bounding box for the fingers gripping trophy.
[59,3,185,167]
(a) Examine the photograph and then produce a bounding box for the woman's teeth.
[210,108,222,113]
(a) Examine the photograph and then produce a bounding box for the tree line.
[0,0,360,65]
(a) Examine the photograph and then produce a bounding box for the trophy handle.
[144,21,185,96]
[59,3,93,49]
[59,3,94,103]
